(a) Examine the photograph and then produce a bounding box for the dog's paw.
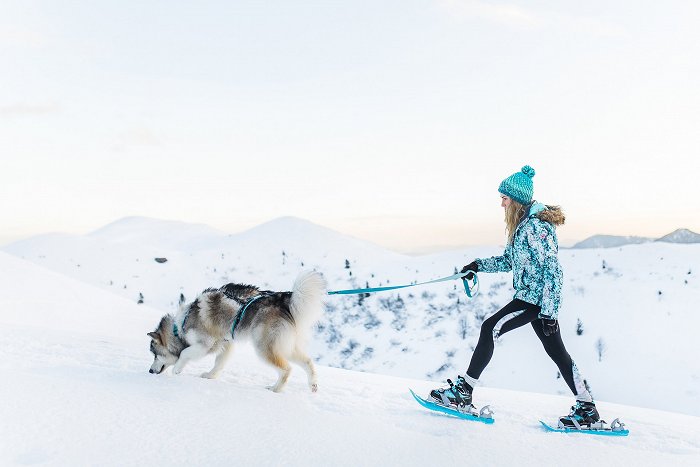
[201,371,219,379]
[172,366,183,375]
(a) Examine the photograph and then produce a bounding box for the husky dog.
[147,271,326,392]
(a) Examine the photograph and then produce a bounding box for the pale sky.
[2,1,699,253]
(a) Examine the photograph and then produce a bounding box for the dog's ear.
[147,331,162,344]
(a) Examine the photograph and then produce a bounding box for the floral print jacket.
[475,202,563,319]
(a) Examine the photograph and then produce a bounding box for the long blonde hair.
[504,201,565,244]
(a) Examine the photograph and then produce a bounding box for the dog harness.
[230,293,272,339]
[173,309,190,338]
[173,292,273,340]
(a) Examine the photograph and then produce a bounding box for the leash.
[327,271,479,298]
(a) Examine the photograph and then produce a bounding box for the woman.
[430,165,600,428]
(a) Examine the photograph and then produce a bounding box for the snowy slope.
[3,217,700,418]
[1,252,699,467]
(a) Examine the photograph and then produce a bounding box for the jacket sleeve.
[519,220,561,319]
[476,245,513,273]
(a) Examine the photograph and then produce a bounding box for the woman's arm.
[475,245,513,273]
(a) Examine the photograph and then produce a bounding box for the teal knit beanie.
[499,165,536,205]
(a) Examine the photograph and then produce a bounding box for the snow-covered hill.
[657,228,700,244]
[3,217,700,418]
[572,228,700,248]
[1,252,699,466]
[572,235,653,249]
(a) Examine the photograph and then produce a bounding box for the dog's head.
[147,317,179,374]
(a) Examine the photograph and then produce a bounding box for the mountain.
[572,228,700,248]
[89,216,226,250]
[656,228,700,244]
[1,252,699,466]
[571,235,653,249]
[3,217,700,417]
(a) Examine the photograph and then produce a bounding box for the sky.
[2,0,699,253]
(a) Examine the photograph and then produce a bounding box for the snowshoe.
[410,389,494,424]
[541,401,629,436]
[540,418,628,436]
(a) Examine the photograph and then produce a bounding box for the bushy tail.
[290,271,327,333]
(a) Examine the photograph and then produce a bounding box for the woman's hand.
[542,319,559,336]
[460,261,478,280]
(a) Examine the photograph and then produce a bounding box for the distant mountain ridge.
[572,228,700,249]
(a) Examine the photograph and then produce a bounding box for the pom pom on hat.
[499,165,535,205]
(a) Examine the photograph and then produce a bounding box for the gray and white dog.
[147,271,326,392]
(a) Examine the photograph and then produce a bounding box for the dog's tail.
[290,270,327,333]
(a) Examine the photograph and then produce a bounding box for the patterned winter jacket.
[475,202,563,319]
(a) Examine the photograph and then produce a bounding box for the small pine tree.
[345,259,350,269]
[576,319,584,336]
[596,338,606,362]
[138,293,144,305]
[459,317,468,340]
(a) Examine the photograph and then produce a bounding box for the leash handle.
[462,270,479,297]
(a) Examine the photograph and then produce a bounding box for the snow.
[1,251,700,466]
[4,216,700,418]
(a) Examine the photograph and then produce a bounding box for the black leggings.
[466,299,579,396]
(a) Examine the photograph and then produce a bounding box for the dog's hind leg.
[201,342,234,379]
[172,343,210,375]
[262,348,292,393]
[291,348,318,393]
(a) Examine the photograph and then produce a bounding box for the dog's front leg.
[201,342,234,379]
[172,344,210,375]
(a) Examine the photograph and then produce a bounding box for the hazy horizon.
[2,214,696,255]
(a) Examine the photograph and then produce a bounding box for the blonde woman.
[430,165,600,428]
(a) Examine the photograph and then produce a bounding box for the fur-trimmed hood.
[529,202,565,226]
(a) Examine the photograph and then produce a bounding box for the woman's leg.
[432,299,540,406]
[531,319,592,402]
[466,299,540,380]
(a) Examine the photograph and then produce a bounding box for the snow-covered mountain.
[3,216,700,417]
[572,228,700,248]
[657,228,700,244]
[571,235,654,249]
[1,251,699,466]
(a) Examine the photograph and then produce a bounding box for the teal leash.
[327,271,478,298]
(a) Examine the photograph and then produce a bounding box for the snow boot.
[429,375,473,408]
[559,400,601,429]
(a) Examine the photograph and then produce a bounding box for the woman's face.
[501,195,512,209]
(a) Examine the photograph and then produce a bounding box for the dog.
[147,271,326,392]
